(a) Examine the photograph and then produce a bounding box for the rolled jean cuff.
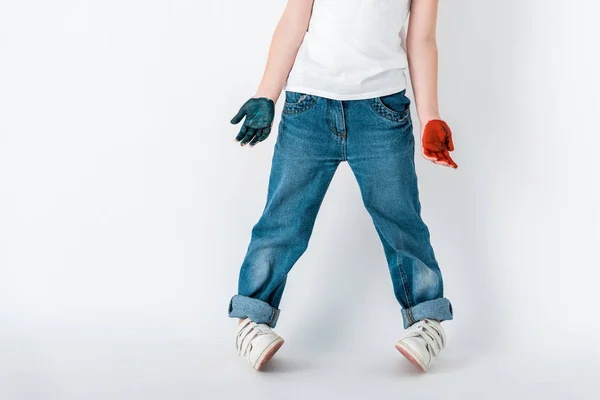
[228,294,281,328]
[401,297,453,329]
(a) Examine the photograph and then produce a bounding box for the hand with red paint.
[421,119,458,169]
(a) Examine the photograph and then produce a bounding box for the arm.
[256,0,314,102]
[230,0,314,148]
[407,0,457,168]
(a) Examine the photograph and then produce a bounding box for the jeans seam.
[365,216,416,320]
[406,307,415,325]
[268,307,279,327]
[396,251,414,310]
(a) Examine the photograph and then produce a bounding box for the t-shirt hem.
[283,83,409,101]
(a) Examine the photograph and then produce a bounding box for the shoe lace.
[407,319,445,357]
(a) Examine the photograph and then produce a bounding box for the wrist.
[254,88,280,104]
[420,116,442,126]
[252,96,275,105]
[419,113,442,122]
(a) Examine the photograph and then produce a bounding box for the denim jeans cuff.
[228,294,281,328]
[401,297,453,329]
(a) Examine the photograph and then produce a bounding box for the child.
[228,0,457,372]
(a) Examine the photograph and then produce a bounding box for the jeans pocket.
[285,91,308,105]
[371,90,412,123]
[283,91,318,115]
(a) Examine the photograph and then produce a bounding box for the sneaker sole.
[395,342,427,372]
[255,338,284,371]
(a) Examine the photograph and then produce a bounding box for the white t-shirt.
[285,0,412,101]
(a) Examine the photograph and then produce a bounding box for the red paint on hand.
[422,119,458,169]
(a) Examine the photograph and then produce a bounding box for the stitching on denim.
[284,93,307,106]
[396,251,415,309]
[228,296,234,315]
[268,308,275,326]
[327,99,336,137]
[339,101,347,159]
[376,97,410,117]
[406,307,415,325]
[375,99,410,121]
[369,98,411,124]
[269,308,280,327]
[327,100,346,140]
[339,101,347,137]
[283,96,317,115]
[365,216,415,316]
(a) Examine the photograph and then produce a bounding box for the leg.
[345,92,453,329]
[228,93,340,328]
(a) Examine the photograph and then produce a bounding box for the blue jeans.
[228,90,453,329]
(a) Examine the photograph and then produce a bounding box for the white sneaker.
[395,318,446,372]
[235,318,284,371]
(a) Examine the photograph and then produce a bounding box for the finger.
[435,151,446,162]
[239,128,254,146]
[422,147,437,161]
[239,128,256,146]
[434,152,451,166]
[444,151,458,168]
[258,126,271,142]
[257,127,270,143]
[436,151,452,165]
[439,149,458,168]
[235,126,248,142]
[433,159,452,168]
[249,130,262,147]
[230,107,246,125]
[438,150,453,165]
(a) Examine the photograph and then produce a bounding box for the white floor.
[1,336,597,400]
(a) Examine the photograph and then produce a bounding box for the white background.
[1,1,599,399]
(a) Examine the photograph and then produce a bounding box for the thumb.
[447,135,455,152]
[230,104,247,125]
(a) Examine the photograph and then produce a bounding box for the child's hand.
[420,119,458,169]
[230,97,275,147]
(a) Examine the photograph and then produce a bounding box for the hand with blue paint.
[230,97,275,147]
